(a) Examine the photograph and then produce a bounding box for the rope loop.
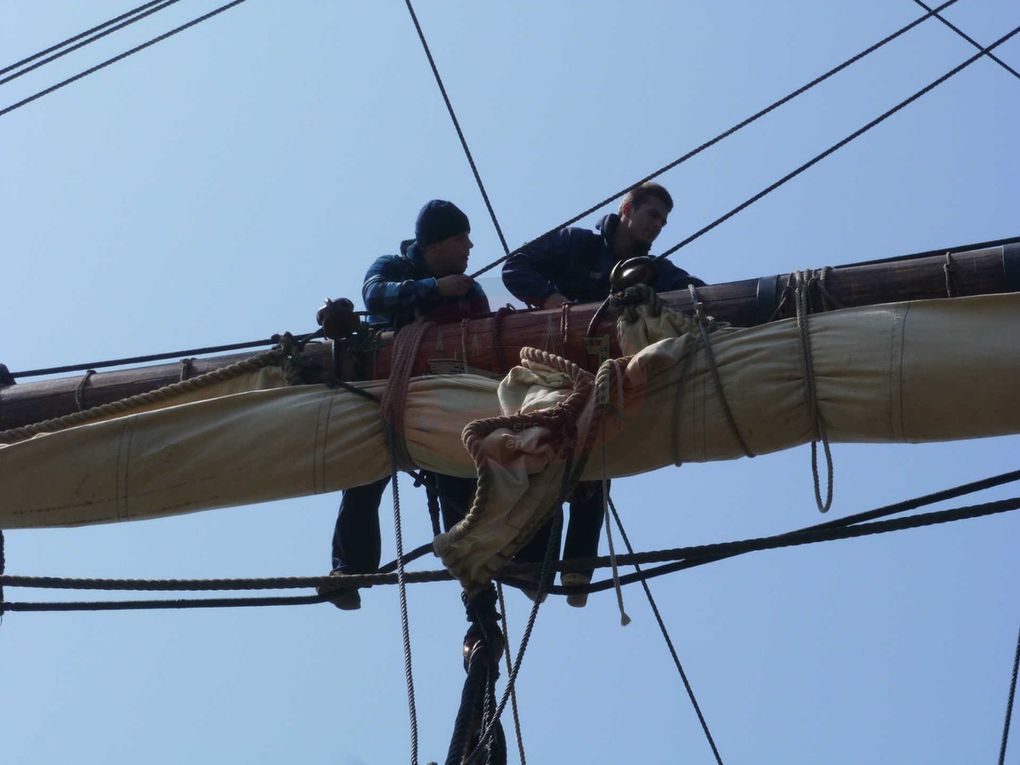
[687,285,755,459]
[74,369,96,411]
[792,271,835,512]
[944,251,958,297]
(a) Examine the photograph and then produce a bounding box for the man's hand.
[542,293,570,309]
[436,274,475,298]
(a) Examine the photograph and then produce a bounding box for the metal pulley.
[315,297,362,340]
[609,255,657,292]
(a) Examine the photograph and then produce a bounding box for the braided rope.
[0,348,284,445]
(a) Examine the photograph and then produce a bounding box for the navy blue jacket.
[501,214,704,306]
[363,239,490,329]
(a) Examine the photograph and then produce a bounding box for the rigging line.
[1000,625,1020,765]
[9,335,297,379]
[496,583,528,765]
[0,0,165,76]
[911,0,1020,81]
[403,0,510,256]
[0,0,248,120]
[656,21,1020,261]
[581,496,1020,595]
[606,494,724,765]
[467,0,961,279]
[4,496,1019,612]
[0,0,183,87]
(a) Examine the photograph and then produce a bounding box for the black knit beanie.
[415,200,470,247]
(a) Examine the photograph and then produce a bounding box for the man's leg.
[561,480,608,607]
[433,473,476,532]
[323,477,390,610]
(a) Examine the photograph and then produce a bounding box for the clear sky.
[2,2,1019,763]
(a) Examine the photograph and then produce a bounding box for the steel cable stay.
[467,0,965,279]
[0,0,249,120]
[911,0,1020,82]
[3,469,1019,611]
[655,21,1020,261]
[0,0,184,87]
[0,0,167,76]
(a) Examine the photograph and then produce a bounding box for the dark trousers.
[514,480,607,578]
[331,473,476,573]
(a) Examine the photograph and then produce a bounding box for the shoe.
[316,570,362,611]
[517,574,547,604]
[561,572,591,608]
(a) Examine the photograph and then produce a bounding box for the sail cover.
[1,292,1018,530]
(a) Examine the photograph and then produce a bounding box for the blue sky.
[2,2,1019,763]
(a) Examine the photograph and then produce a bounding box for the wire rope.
[0,0,165,76]
[403,0,510,257]
[655,21,1020,260]
[999,625,1020,765]
[911,0,1020,81]
[467,0,962,279]
[0,0,248,120]
[0,0,183,87]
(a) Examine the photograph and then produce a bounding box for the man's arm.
[501,229,573,308]
[362,254,444,317]
[654,258,706,292]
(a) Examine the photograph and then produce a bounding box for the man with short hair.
[502,182,704,606]
[323,200,489,610]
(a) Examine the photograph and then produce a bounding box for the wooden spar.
[2,237,1018,431]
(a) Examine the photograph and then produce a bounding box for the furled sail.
[1,293,1018,536]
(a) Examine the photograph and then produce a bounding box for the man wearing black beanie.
[321,200,490,609]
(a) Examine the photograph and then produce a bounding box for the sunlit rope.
[0,0,183,86]
[0,0,248,119]
[655,22,1020,261]
[467,0,962,279]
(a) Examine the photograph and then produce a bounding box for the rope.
[0,0,183,86]
[911,0,1020,82]
[389,448,421,764]
[0,0,249,119]
[0,0,165,76]
[403,0,510,258]
[607,495,724,765]
[468,0,961,279]
[601,431,631,626]
[0,530,5,620]
[74,369,96,411]
[655,20,1020,261]
[381,321,434,472]
[793,272,834,512]
[9,334,295,379]
[688,284,755,459]
[496,583,527,765]
[0,347,284,444]
[943,252,958,298]
[1000,625,1020,765]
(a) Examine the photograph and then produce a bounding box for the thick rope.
[469,0,961,279]
[380,321,434,472]
[607,494,724,765]
[3,499,1015,616]
[0,347,284,444]
[1000,625,1020,765]
[793,272,834,512]
[655,20,1020,260]
[389,449,421,765]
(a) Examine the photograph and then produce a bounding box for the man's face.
[622,198,670,248]
[425,231,473,276]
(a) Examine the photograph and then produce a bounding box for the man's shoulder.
[363,252,413,282]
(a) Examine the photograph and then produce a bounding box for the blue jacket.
[501,214,704,306]
[362,239,490,329]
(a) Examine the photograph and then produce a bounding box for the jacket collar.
[400,238,433,278]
